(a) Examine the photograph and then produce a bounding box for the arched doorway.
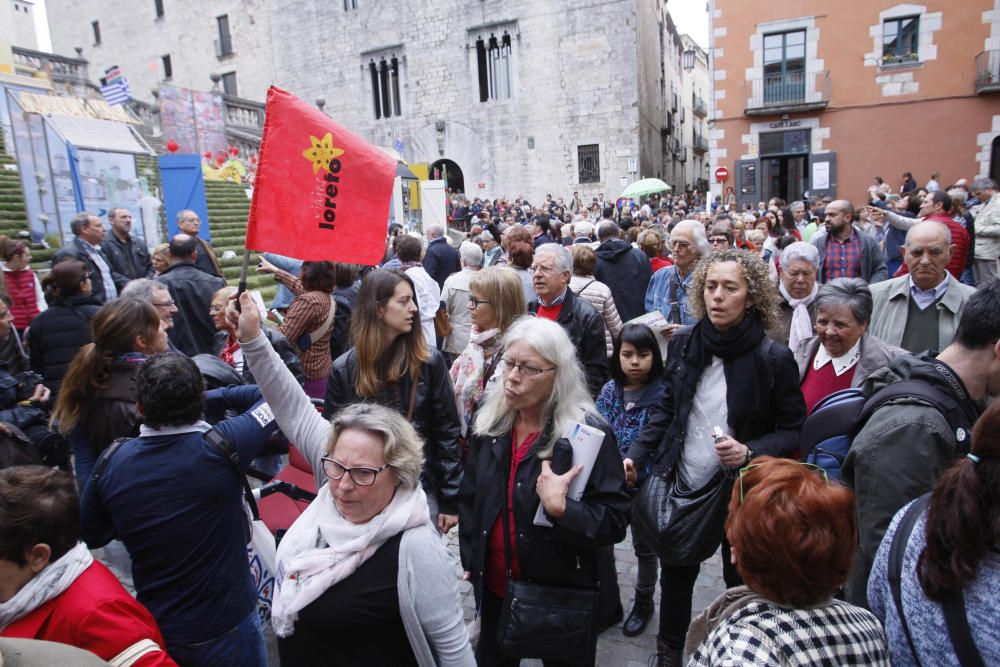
[430,159,465,195]
[991,136,1000,183]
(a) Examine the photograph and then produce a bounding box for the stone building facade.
[45,0,698,201]
[708,0,1000,207]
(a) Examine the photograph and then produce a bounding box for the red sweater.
[800,358,856,415]
[894,212,970,280]
[486,431,539,598]
[2,560,176,666]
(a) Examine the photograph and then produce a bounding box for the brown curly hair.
[687,248,779,331]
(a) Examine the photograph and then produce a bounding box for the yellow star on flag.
[302,133,345,174]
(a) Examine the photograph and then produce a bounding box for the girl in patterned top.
[596,323,665,639]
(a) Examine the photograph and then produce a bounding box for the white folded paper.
[533,421,605,527]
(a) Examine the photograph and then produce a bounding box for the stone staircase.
[0,134,54,267]
[205,180,277,302]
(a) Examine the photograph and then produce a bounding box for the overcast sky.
[670,1,709,49]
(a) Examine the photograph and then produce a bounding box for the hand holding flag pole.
[234,249,251,313]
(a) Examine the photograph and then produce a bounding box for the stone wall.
[47,0,673,200]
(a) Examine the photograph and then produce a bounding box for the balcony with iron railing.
[692,132,709,154]
[692,95,708,118]
[976,51,1000,94]
[744,70,830,115]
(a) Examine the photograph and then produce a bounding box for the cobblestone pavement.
[444,530,727,667]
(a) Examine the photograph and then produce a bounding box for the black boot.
[648,638,682,667]
[622,596,654,637]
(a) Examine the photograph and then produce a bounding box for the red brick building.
[707,0,1000,206]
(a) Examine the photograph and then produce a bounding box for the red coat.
[894,212,970,280]
[1,561,177,666]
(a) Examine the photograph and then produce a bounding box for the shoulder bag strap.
[573,279,596,295]
[940,591,986,667]
[89,436,134,490]
[889,493,931,667]
[402,372,419,421]
[204,427,259,521]
[306,294,338,342]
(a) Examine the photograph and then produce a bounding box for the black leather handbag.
[632,466,734,566]
[495,447,598,662]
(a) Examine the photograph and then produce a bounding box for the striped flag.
[100,78,132,105]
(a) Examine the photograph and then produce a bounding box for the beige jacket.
[974,192,1000,262]
[570,275,622,357]
[868,274,977,351]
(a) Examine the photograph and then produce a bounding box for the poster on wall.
[53,148,145,245]
[159,85,227,157]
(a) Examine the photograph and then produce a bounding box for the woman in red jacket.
[0,466,176,666]
[0,237,45,333]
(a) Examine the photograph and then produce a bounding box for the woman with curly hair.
[624,249,806,666]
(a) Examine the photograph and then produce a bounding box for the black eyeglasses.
[468,297,492,310]
[321,456,390,486]
[709,237,730,245]
[153,299,176,308]
[501,358,556,378]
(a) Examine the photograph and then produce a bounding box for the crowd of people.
[0,172,998,666]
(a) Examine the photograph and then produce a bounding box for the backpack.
[801,380,973,481]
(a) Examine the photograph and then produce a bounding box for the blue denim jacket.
[644,265,696,325]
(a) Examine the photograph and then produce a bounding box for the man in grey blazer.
[868,220,977,354]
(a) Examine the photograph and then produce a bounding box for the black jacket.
[211,328,305,386]
[329,284,359,362]
[323,347,463,514]
[528,289,609,397]
[52,238,128,304]
[423,237,461,290]
[102,231,152,280]
[458,416,630,605]
[627,325,805,479]
[594,239,653,323]
[156,262,227,356]
[26,294,102,396]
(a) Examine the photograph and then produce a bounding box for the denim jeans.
[166,610,267,667]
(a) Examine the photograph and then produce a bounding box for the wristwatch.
[744,446,754,465]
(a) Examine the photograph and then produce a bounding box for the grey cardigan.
[794,334,906,388]
[241,333,474,667]
[867,274,977,351]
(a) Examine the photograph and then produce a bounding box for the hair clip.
[967,453,982,465]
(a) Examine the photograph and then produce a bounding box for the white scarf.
[779,282,819,352]
[271,483,430,637]
[0,542,93,631]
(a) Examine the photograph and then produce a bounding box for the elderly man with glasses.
[644,220,712,331]
[526,243,608,398]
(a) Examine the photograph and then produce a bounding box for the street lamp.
[682,48,695,72]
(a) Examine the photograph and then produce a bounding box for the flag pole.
[235,249,251,312]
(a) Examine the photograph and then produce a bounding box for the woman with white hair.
[644,220,711,327]
[229,295,474,666]
[459,316,630,666]
[773,241,821,349]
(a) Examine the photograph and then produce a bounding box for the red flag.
[246,87,396,264]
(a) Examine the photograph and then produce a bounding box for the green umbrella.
[621,178,672,198]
